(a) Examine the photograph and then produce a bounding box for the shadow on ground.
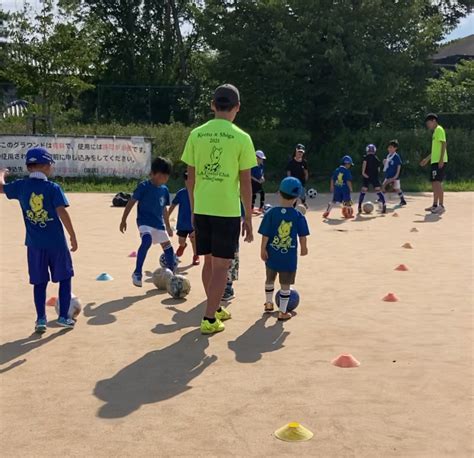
[94,328,216,418]
[413,213,442,223]
[228,314,290,363]
[152,301,206,334]
[83,289,162,325]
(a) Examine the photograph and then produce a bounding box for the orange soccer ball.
[342,206,354,218]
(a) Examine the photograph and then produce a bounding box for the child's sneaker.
[425,205,436,212]
[176,244,187,257]
[432,205,445,214]
[132,272,142,287]
[215,307,232,321]
[322,211,329,218]
[278,311,292,321]
[200,318,225,335]
[57,317,75,328]
[192,255,200,265]
[357,206,362,214]
[264,302,274,313]
[222,286,234,301]
[35,318,47,334]
[400,199,407,206]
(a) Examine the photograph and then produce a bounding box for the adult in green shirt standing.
[181,84,257,335]
[420,113,448,214]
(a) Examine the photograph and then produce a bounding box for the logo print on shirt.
[26,193,53,228]
[270,220,294,254]
[203,146,223,175]
[336,172,344,186]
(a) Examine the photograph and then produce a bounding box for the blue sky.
[3,0,473,42]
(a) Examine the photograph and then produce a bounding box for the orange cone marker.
[383,292,399,302]
[410,227,419,232]
[402,242,413,249]
[332,354,360,368]
[395,264,409,271]
[128,251,137,257]
[46,296,57,307]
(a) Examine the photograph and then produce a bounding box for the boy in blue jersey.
[168,171,199,265]
[0,148,78,333]
[259,177,309,321]
[382,140,407,206]
[251,150,266,213]
[322,155,354,218]
[120,157,175,287]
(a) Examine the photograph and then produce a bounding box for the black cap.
[213,84,240,107]
[425,113,438,122]
[295,143,305,151]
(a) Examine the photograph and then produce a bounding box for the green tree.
[426,60,474,112]
[1,1,100,122]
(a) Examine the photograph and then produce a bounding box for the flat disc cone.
[274,422,313,442]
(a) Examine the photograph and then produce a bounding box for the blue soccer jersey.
[332,165,352,187]
[4,175,69,249]
[172,188,193,232]
[258,206,309,273]
[251,164,264,180]
[384,153,402,179]
[132,180,170,230]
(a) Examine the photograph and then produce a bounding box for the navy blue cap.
[26,147,55,165]
[341,155,354,165]
[279,177,302,197]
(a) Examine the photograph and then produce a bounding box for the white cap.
[256,150,266,159]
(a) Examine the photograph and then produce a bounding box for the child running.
[168,171,199,265]
[251,150,266,213]
[382,140,407,206]
[323,155,354,218]
[259,177,309,321]
[120,157,175,286]
[0,148,78,332]
[358,143,386,214]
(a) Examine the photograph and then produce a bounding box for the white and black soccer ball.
[152,268,173,290]
[167,275,191,299]
[307,188,317,199]
[159,253,179,270]
[55,294,82,319]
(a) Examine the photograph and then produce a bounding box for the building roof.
[434,34,474,60]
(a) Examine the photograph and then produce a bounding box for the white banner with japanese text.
[0,135,151,178]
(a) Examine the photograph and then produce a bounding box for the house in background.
[433,34,474,69]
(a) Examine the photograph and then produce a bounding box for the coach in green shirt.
[421,113,448,214]
[182,84,257,335]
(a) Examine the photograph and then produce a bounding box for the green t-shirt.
[181,119,257,217]
[431,125,448,163]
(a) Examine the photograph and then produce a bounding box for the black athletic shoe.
[400,199,407,206]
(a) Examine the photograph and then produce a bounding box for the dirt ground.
[1,191,473,457]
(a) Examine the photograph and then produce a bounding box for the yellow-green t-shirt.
[181,119,257,217]
[431,125,448,163]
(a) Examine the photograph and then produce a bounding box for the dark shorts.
[333,187,351,203]
[431,163,447,182]
[176,229,194,238]
[266,267,296,285]
[252,181,263,193]
[27,246,74,285]
[194,214,241,259]
[362,177,381,189]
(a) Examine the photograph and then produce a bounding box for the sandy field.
[0,191,473,457]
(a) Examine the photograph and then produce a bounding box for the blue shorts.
[27,247,74,285]
[333,187,351,203]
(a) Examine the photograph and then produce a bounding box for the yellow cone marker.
[274,422,314,442]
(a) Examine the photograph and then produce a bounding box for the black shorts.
[252,180,263,193]
[176,229,194,238]
[431,163,446,182]
[362,177,381,189]
[194,214,241,259]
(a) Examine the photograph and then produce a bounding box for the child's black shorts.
[430,163,447,182]
[176,229,194,238]
[362,177,381,189]
[194,214,240,259]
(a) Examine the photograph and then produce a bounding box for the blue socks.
[377,192,386,204]
[164,245,176,271]
[33,282,48,321]
[58,278,72,319]
[135,233,152,276]
[358,192,366,206]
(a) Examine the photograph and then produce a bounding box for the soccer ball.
[54,294,82,319]
[363,201,374,214]
[342,206,354,218]
[275,289,300,312]
[307,188,317,199]
[296,204,307,215]
[152,267,173,290]
[167,274,191,299]
[159,252,179,270]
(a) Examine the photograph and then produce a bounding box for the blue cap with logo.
[341,155,354,165]
[279,176,302,197]
[25,147,55,165]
